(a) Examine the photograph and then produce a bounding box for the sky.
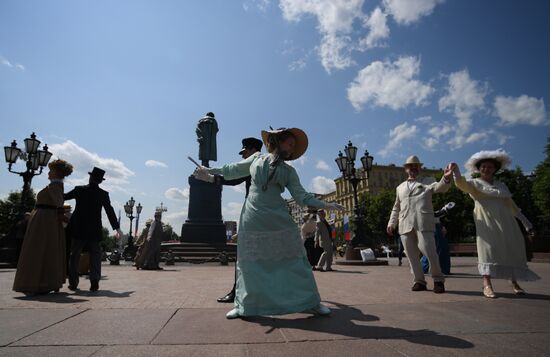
[1,0,549,235]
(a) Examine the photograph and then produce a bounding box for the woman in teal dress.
[194,128,344,319]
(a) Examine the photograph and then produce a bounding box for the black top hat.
[88,167,106,181]
[239,137,263,155]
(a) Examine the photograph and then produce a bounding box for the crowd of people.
[10,127,540,319]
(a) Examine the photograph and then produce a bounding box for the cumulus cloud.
[145,160,168,168]
[0,55,25,71]
[438,69,488,149]
[279,0,365,72]
[494,95,549,126]
[316,159,331,171]
[383,0,444,25]
[311,176,336,194]
[231,183,247,194]
[164,187,190,201]
[347,56,434,111]
[359,7,390,49]
[48,140,134,192]
[414,115,432,124]
[379,122,418,157]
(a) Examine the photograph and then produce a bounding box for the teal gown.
[209,152,327,316]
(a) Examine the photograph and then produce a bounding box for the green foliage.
[0,189,36,235]
[532,137,550,235]
[162,222,180,241]
[100,227,117,252]
[432,185,476,243]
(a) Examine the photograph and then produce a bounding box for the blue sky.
[1,0,549,234]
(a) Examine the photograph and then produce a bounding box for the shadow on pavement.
[14,292,88,303]
[446,290,550,301]
[74,290,135,298]
[327,270,366,274]
[244,301,474,350]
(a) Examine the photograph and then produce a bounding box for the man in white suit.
[387,156,453,293]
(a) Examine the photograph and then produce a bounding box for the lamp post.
[4,132,53,213]
[134,202,142,237]
[123,197,139,260]
[335,141,374,259]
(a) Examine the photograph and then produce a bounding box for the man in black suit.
[215,137,262,303]
[65,167,122,291]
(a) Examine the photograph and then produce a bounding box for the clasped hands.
[193,166,215,183]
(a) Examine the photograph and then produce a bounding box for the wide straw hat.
[465,149,511,173]
[404,155,423,167]
[261,127,308,161]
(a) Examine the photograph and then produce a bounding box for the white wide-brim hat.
[464,149,511,173]
[261,127,308,161]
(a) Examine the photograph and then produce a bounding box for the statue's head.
[205,112,215,118]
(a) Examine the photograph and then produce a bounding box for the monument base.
[180,175,227,244]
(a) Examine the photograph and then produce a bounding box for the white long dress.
[455,176,539,281]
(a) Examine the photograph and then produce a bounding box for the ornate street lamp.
[4,132,53,212]
[134,202,143,237]
[123,197,139,260]
[334,141,375,259]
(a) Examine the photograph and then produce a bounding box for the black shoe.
[68,284,78,291]
[411,282,427,291]
[90,281,99,292]
[217,291,235,303]
[433,281,445,294]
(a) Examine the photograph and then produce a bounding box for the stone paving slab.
[152,308,286,345]
[0,346,101,357]
[0,309,84,346]
[12,309,176,346]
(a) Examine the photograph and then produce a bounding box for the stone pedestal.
[181,175,226,244]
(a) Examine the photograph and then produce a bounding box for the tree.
[0,189,36,235]
[100,227,117,252]
[162,222,179,241]
[533,137,550,236]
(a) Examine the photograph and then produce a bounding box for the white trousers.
[401,230,445,285]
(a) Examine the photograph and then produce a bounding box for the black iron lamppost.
[134,202,143,237]
[123,197,139,260]
[4,132,53,211]
[335,141,374,259]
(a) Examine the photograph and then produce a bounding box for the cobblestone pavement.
[1,257,549,356]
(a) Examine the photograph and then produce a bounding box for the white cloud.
[311,176,336,194]
[379,122,418,157]
[48,140,134,192]
[414,115,432,124]
[164,187,190,201]
[427,124,452,139]
[316,159,331,171]
[243,0,271,12]
[223,202,244,222]
[0,55,25,71]
[279,0,365,72]
[383,0,444,25]
[359,7,389,49]
[287,155,307,168]
[145,159,168,168]
[423,137,439,150]
[347,56,434,111]
[494,95,549,126]
[438,69,487,135]
[289,58,307,71]
[438,69,488,149]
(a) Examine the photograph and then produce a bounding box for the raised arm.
[286,167,327,209]
[207,152,259,180]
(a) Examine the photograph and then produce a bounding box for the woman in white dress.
[450,150,539,298]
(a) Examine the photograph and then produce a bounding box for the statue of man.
[196,112,219,167]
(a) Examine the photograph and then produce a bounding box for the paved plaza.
[1,256,549,356]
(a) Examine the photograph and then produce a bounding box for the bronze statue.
[196,112,218,167]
